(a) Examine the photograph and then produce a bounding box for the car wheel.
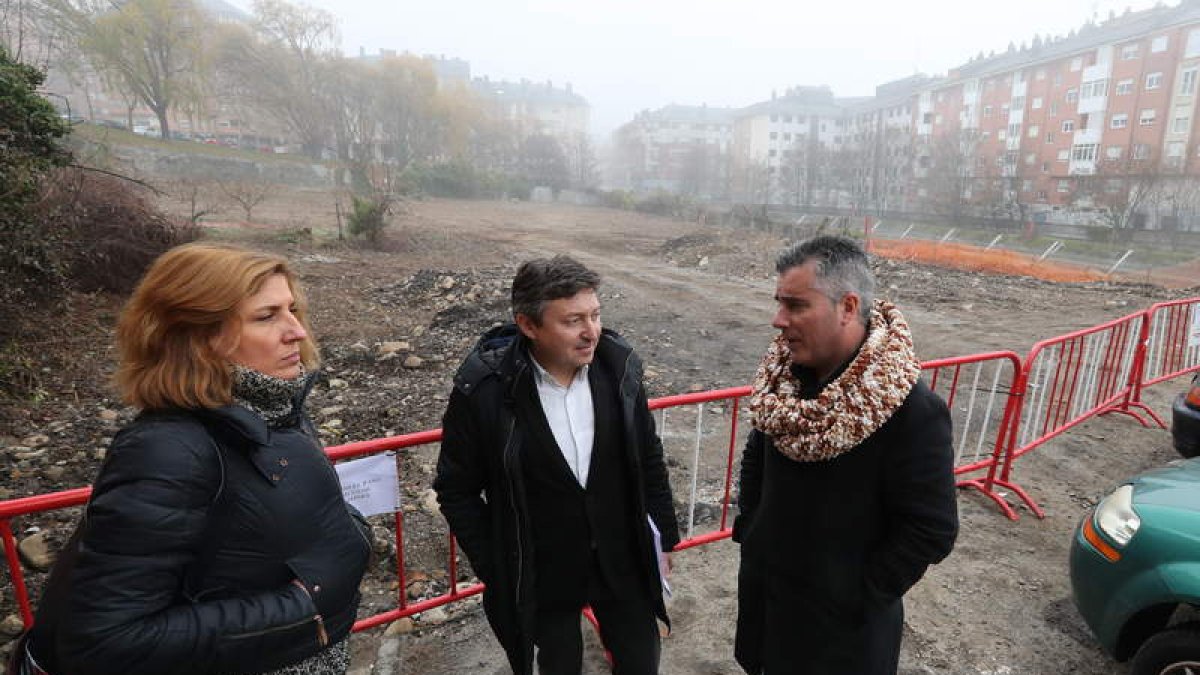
[1132,624,1200,675]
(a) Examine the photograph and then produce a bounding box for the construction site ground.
[3,190,1198,674]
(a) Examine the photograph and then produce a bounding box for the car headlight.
[1095,484,1141,547]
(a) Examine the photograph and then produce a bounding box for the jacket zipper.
[226,614,327,646]
[502,414,522,609]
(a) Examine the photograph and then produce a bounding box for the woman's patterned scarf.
[231,364,314,427]
[749,300,921,463]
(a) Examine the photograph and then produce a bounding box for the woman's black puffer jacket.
[29,402,371,675]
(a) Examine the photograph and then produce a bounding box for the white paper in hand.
[647,515,672,598]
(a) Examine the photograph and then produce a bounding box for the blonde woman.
[24,244,370,675]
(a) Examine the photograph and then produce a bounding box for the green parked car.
[1070,457,1200,674]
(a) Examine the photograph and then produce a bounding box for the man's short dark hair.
[776,235,875,323]
[512,255,601,324]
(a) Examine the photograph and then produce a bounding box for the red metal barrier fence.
[1135,297,1200,398]
[1004,311,1153,521]
[922,351,1033,521]
[4,300,1199,633]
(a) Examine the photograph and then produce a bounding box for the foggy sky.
[233,0,1166,137]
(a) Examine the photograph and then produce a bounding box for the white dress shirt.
[530,358,595,487]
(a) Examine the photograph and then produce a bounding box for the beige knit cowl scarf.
[749,299,921,463]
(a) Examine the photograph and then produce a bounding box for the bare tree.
[917,130,978,223]
[42,0,211,139]
[1076,144,1164,237]
[167,179,223,224]
[217,179,273,222]
[214,0,340,159]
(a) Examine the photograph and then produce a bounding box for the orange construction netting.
[869,239,1106,283]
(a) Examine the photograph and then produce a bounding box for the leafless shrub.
[217,179,274,222]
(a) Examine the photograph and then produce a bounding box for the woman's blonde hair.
[116,243,319,410]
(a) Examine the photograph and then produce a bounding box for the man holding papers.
[434,255,680,675]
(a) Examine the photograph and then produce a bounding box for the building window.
[769,149,777,157]
[1037,190,1048,199]
[1152,35,1168,53]
[1062,120,1075,132]
[1189,28,1200,58]
[1032,97,1043,109]
[784,115,794,123]
[1022,179,1034,191]
[1116,79,1134,95]
[1042,162,1050,173]
[1066,88,1078,103]
[1181,69,1198,95]
[783,132,792,141]
[1025,153,1036,165]
[1046,132,1056,143]
[1071,144,1098,161]
[984,105,993,116]
[1168,141,1185,157]
[1071,57,1083,71]
[1036,68,1046,81]
[770,115,778,122]
[770,132,778,140]
[1050,102,1059,117]
[1133,143,1151,159]
[1028,124,1040,138]
[1008,123,1021,137]
[922,112,933,124]
[1011,96,1025,110]
[1121,44,1140,60]
[1001,104,1010,116]
[1081,79,1108,98]
[1174,115,1190,133]
[1146,72,1163,90]
[1106,145,1123,160]
[1139,109,1157,126]
[1111,114,1128,129]
[1058,179,1071,192]
[997,130,1007,141]
[1057,149,1070,161]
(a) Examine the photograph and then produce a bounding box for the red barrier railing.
[1003,311,1153,520]
[0,390,750,634]
[5,314,1198,633]
[922,351,1033,521]
[1134,297,1200,402]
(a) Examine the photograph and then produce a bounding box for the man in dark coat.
[434,255,680,675]
[733,236,959,675]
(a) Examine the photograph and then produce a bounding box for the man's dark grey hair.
[776,235,875,323]
[511,255,601,324]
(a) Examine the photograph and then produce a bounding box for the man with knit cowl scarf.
[732,236,959,675]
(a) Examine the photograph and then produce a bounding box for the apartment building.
[920,1,1200,229]
[612,104,735,197]
[728,85,846,204]
[471,77,591,177]
[841,75,928,212]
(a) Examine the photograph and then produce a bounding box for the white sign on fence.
[335,453,401,517]
[1190,308,1200,349]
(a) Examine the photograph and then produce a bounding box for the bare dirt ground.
[3,191,1198,674]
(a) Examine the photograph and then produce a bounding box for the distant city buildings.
[615,1,1200,231]
[612,104,735,198]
